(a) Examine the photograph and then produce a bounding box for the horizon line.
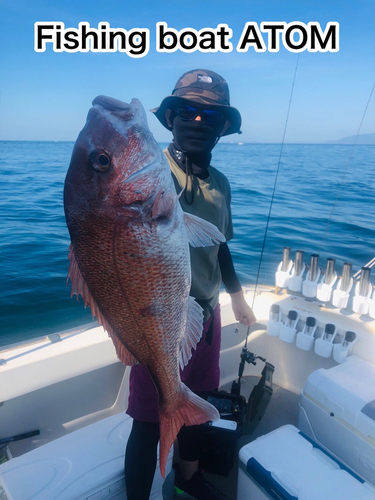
[1,139,375,145]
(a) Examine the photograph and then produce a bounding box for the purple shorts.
[126,303,221,422]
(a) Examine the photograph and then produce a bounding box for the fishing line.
[318,80,375,255]
[244,55,300,348]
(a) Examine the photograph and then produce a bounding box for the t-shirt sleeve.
[224,179,234,242]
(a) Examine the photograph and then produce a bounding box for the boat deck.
[172,375,300,500]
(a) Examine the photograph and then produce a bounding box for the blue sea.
[1,141,374,347]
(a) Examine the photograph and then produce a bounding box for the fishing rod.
[306,80,375,291]
[232,55,300,394]
[318,80,375,256]
[230,71,374,436]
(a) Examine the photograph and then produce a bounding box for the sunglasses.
[176,105,223,125]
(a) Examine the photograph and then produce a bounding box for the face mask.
[171,114,224,157]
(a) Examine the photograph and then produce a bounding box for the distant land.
[326,132,375,145]
[223,132,375,145]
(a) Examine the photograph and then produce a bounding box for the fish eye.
[90,150,111,172]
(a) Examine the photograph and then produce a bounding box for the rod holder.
[296,316,317,351]
[279,310,299,343]
[317,258,337,302]
[333,330,358,363]
[325,258,336,286]
[358,267,372,297]
[288,250,305,292]
[332,262,353,309]
[267,304,281,337]
[309,254,319,282]
[302,254,321,298]
[294,251,305,276]
[281,247,291,272]
[275,247,293,288]
[341,262,353,293]
[269,304,281,322]
[353,267,372,315]
[315,323,337,358]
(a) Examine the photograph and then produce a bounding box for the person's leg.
[125,365,160,500]
[179,304,222,480]
[175,421,228,500]
[176,424,203,479]
[125,419,160,500]
[174,305,228,499]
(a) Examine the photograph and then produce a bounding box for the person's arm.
[218,242,241,293]
[218,243,256,326]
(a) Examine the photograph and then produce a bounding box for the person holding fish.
[64,69,255,500]
[124,69,256,500]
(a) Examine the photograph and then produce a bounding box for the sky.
[1,0,374,144]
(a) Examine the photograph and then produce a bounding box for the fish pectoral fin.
[183,213,226,248]
[179,297,204,370]
[151,189,176,220]
[67,244,139,367]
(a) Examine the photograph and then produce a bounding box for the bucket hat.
[151,69,242,136]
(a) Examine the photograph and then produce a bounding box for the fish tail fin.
[158,384,219,477]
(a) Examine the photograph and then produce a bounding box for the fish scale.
[64,95,224,476]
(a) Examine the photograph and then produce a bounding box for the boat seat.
[0,412,172,500]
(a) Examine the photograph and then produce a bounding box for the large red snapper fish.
[63,95,223,476]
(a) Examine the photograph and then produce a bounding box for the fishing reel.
[231,346,275,436]
[231,346,266,395]
[199,346,275,476]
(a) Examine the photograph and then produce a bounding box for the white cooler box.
[237,425,375,500]
[298,355,375,486]
[0,413,172,500]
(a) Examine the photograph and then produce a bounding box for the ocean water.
[1,141,374,347]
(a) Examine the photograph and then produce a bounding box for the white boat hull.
[1,285,375,499]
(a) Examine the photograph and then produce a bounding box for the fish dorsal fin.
[67,244,139,366]
[179,296,204,370]
[183,213,226,248]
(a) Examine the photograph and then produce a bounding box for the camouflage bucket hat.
[151,69,242,136]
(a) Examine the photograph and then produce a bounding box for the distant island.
[326,132,375,145]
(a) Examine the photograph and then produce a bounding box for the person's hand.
[230,289,257,326]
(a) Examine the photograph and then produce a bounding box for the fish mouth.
[92,95,132,114]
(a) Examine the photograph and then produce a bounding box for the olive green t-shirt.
[164,148,234,320]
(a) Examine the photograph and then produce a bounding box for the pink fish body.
[63,96,223,476]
